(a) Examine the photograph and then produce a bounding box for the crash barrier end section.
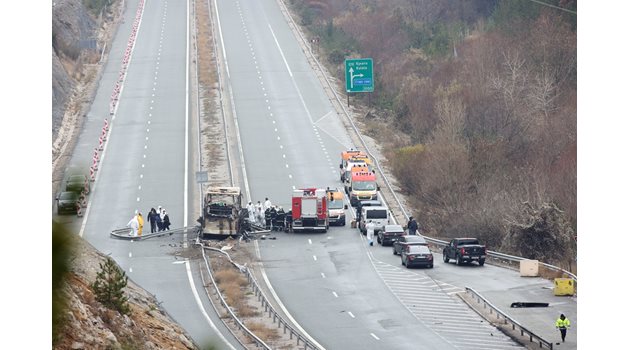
[464,287,553,350]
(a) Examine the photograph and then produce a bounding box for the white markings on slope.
[369,259,521,349]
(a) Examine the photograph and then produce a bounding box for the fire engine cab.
[291,188,329,232]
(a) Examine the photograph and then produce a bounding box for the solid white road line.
[370,333,380,340]
[185,261,236,350]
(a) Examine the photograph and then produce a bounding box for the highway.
[215,0,574,349]
[53,0,577,349]
[55,0,242,348]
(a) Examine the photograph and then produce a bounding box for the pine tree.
[91,257,130,315]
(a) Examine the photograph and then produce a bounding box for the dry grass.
[244,322,280,342]
[214,268,248,287]
[214,267,260,318]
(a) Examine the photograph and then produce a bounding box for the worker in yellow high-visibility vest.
[555,314,571,343]
[137,212,144,237]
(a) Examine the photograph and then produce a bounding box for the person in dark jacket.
[407,217,419,235]
[265,208,272,230]
[148,208,158,233]
[269,206,277,230]
[162,209,171,231]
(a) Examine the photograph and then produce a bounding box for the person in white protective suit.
[247,201,255,223]
[256,206,265,226]
[264,197,272,211]
[127,210,140,236]
[366,220,376,246]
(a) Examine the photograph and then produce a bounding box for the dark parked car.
[378,224,405,246]
[66,174,89,194]
[392,234,428,255]
[56,191,79,215]
[401,244,434,268]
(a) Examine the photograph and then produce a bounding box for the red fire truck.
[290,188,329,232]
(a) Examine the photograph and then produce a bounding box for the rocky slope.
[53,235,197,350]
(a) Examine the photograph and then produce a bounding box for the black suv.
[392,235,428,255]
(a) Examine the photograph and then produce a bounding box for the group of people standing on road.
[127,206,171,237]
[246,197,287,231]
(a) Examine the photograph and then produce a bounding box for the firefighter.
[276,206,285,231]
[270,206,278,230]
[265,207,272,230]
[284,210,293,232]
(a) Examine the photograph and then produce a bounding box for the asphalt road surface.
[215,0,575,349]
[54,0,576,349]
[55,0,242,348]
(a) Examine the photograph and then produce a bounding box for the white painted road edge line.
[254,241,326,350]
[268,24,292,77]
[370,333,380,340]
[185,260,236,350]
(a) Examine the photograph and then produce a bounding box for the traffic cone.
[79,192,88,208]
[89,166,96,182]
[83,180,90,195]
[104,118,109,131]
[76,202,83,217]
[98,136,104,151]
[101,127,107,141]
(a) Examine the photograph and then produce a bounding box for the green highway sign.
[345,58,374,93]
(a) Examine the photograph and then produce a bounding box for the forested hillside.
[289,0,577,267]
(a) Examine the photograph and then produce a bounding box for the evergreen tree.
[91,257,130,315]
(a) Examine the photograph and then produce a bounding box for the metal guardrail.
[200,246,272,349]
[423,236,577,282]
[277,0,577,283]
[206,247,321,350]
[464,287,554,350]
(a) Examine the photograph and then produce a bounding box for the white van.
[359,206,389,234]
